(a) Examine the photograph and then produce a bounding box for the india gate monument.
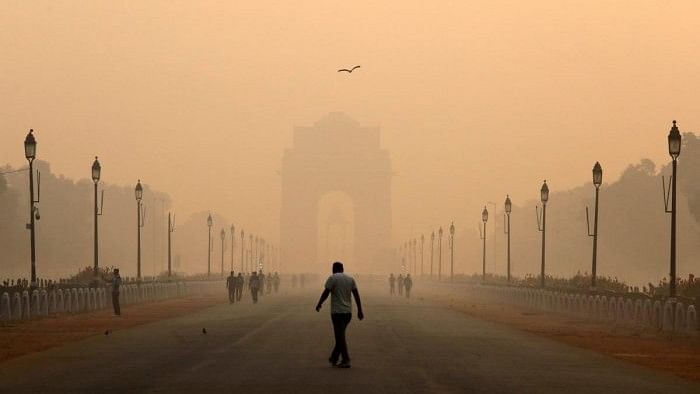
[280,112,392,273]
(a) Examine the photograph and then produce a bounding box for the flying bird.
[338,65,361,73]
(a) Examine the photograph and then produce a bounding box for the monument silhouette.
[280,112,392,273]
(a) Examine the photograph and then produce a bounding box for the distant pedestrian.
[273,272,280,293]
[226,271,236,304]
[108,268,122,316]
[249,272,260,303]
[266,273,273,294]
[235,273,244,301]
[315,262,364,369]
[258,270,266,297]
[397,274,404,296]
[404,274,413,298]
[389,274,396,295]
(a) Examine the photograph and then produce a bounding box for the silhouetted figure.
[404,274,413,298]
[266,273,273,294]
[258,270,265,297]
[389,274,396,295]
[273,272,280,293]
[108,268,122,316]
[397,274,404,296]
[226,271,236,304]
[235,273,244,301]
[249,272,260,303]
[315,262,364,369]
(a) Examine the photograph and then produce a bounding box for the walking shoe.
[337,361,351,369]
[328,357,338,367]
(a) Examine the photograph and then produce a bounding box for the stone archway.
[280,112,392,273]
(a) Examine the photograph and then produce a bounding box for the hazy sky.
[2,0,700,245]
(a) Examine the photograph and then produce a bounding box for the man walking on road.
[315,261,364,369]
[226,271,236,304]
[235,273,244,301]
[404,274,413,298]
[258,270,265,298]
[249,271,260,303]
[389,273,396,295]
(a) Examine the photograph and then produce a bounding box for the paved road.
[0,286,697,393]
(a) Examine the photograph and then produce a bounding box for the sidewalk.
[0,293,226,363]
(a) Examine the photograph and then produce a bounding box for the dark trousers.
[112,292,121,315]
[236,287,242,301]
[251,288,258,303]
[228,288,235,303]
[330,313,352,363]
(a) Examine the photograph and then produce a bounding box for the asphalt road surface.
[1,286,697,394]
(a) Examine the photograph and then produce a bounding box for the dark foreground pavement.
[0,288,697,394]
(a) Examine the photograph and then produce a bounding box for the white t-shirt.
[324,273,357,314]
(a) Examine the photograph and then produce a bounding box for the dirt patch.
[0,295,226,363]
[426,291,700,382]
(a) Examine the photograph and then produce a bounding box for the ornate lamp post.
[230,224,235,271]
[255,236,260,269]
[168,213,175,277]
[24,130,40,286]
[248,234,253,272]
[586,163,603,289]
[91,157,104,278]
[438,227,443,281]
[135,180,144,280]
[536,181,549,288]
[449,222,455,281]
[430,231,435,279]
[403,241,407,272]
[240,229,245,272]
[481,207,488,281]
[420,234,425,276]
[504,195,512,282]
[207,214,213,277]
[663,120,682,299]
[220,228,226,277]
[412,238,417,275]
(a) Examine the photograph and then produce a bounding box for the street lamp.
[248,234,253,272]
[240,229,245,272]
[135,180,144,280]
[255,236,260,269]
[438,227,443,281]
[168,213,175,277]
[24,129,40,286]
[449,222,455,281]
[220,228,226,277]
[230,224,235,271]
[420,234,425,276]
[536,180,549,288]
[663,120,682,299]
[430,231,435,279]
[412,238,417,275]
[504,195,512,282]
[481,207,488,281]
[207,213,213,277]
[92,157,104,279]
[586,163,603,289]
